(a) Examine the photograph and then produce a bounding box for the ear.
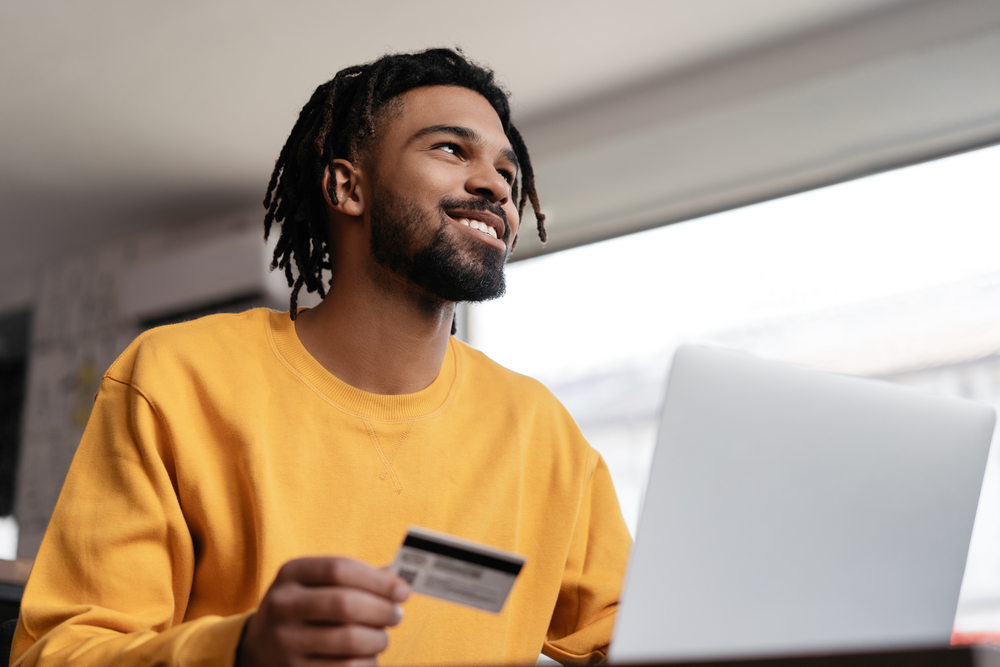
[321,159,366,217]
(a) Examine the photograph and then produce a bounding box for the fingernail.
[393,604,404,623]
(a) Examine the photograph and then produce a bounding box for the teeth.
[456,217,499,241]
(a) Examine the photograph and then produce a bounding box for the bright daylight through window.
[469,143,1000,634]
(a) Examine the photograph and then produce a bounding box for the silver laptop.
[610,345,995,664]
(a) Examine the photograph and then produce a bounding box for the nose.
[466,160,510,205]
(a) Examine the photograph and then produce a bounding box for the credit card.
[389,526,526,614]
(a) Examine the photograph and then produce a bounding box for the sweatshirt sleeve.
[11,375,251,667]
[542,451,633,666]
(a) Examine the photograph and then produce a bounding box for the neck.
[293,262,455,396]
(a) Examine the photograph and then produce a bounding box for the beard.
[368,190,509,302]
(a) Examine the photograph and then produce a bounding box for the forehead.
[380,85,510,151]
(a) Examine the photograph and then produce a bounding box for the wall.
[15,243,140,558]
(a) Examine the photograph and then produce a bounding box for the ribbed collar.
[266,309,460,421]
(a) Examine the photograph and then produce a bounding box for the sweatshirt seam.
[101,376,191,625]
[264,313,461,423]
[104,328,155,380]
[103,376,166,430]
[361,416,412,493]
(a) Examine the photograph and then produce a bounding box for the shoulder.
[105,308,277,386]
[451,337,559,404]
[451,338,590,449]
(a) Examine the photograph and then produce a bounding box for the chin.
[410,259,507,303]
[410,225,507,302]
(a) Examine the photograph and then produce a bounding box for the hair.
[263,47,546,319]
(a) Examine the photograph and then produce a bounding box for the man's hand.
[238,556,411,667]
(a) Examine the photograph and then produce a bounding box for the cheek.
[384,157,450,199]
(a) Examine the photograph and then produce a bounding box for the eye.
[436,143,461,156]
[498,169,515,184]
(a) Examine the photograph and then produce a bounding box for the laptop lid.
[610,345,995,664]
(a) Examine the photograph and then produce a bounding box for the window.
[468,143,1000,633]
[0,309,31,561]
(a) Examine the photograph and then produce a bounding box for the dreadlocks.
[263,48,547,319]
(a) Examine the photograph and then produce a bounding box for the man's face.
[364,85,521,302]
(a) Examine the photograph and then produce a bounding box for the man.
[12,49,631,667]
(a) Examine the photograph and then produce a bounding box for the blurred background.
[1,0,999,633]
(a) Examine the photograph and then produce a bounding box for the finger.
[285,624,389,658]
[303,658,377,667]
[279,558,410,602]
[286,586,404,626]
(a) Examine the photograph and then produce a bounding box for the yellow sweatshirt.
[13,309,632,667]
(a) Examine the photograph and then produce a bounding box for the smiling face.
[362,85,521,302]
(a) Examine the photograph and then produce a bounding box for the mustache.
[440,197,510,241]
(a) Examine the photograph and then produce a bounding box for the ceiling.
[0,0,913,283]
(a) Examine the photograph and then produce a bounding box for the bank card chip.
[389,526,526,614]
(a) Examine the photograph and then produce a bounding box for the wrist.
[234,612,256,667]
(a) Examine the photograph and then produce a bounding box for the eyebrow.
[411,124,519,172]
